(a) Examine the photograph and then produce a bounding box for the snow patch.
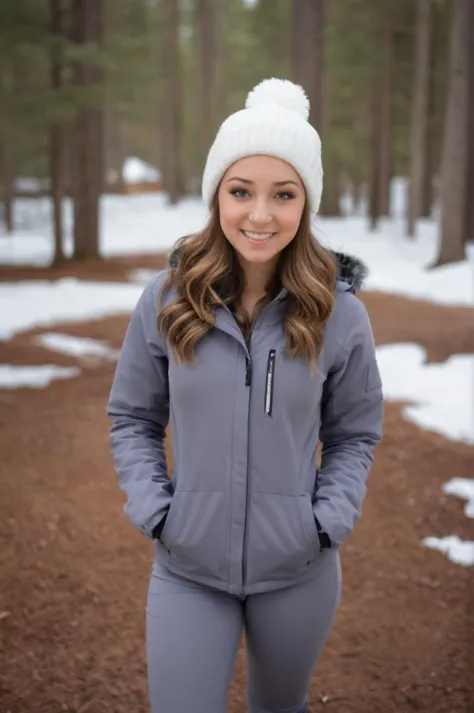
[0,364,79,389]
[442,478,474,519]
[422,536,474,568]
[376,343,474,445]
[35,332,120,360]
[0,278,143,341]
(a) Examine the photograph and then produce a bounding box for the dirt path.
[0,258,473,712]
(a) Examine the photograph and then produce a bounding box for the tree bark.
[50,0,66,265]
[195,0,217,167]
[464,0,474,244]
[435,0,470,266]
[71,0,104,261]
[407,0,432,237]
[320,159,340,216]
[161,0,183,204]
[0,142,14,233]
[105,109,125,190]
[421,68,436,220]
[369,87,382,231]
[291,0,324,131]
[378,1,393,217]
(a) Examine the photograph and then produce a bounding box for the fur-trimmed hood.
[168,240,367,294]
[332,250,368,293]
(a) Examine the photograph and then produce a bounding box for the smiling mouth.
[241,230,275,242]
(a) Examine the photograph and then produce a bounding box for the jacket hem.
[154,541,339,595]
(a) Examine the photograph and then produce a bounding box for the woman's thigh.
[245,552,342,713]
[146,563,244,713]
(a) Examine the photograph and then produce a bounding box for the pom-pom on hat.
[201,78,323,214]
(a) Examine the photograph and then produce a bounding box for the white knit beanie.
[201,78,323,214]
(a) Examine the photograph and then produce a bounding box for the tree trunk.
[195,0,217,171]
[435,0,470,266]
[321,161,340,217]
[369,87,382,231]
[291,0,324,132]
[50,0,66,265]
[71,0,104,261]
[0,142,14,233]
[378,2,393,217]
[464,0,474,244]
[106,109,126,190]
[421,69,436,220]
[161,0,183,204]
[407,0,432,237]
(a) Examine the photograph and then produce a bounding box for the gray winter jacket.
[107,252,383,596]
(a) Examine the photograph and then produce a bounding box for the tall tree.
[50,0,67,264]
[195,0,218,172]
[0,59,14,233]
[464,0,474,244]
[291,0,324,131]
[368,84,382,230]
[161,0,183,203]
[368,0,394,227]
[407,0,432,237]
[291,0,330,211]
[378,0,393,217]
[71,0,105,261]
[436,0,470,265]
[0,141,14,233]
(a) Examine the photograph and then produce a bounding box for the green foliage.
[1,0,448,186]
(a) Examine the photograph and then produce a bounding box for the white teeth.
[243,231,273,241]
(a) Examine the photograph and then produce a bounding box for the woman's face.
[217,155,306,269]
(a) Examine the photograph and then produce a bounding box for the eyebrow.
[226,176,300,187]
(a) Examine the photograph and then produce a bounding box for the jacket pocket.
[245,492,319,585]
[160,490,228,582]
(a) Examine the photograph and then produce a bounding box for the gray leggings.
[146,552,341,713]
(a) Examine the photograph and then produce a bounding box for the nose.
[248,198,272,225]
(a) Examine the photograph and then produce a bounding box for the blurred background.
[0,2,473,713]
[0,0,472,265]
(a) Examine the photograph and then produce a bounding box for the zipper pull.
[245,358,252,386]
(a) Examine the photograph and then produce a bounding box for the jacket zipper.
[264,349,276,416]
[241,331,254,596]
[245,357,252,386]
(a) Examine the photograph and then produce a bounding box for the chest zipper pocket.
[264,349,276,417]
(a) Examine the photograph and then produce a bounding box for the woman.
[108,78,384,713]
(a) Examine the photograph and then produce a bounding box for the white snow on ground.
[376,343,474,445]
[0,278,144,340]
[0,194,204,267]
[316,216,474,307]
[0,187,473,565]
[376,343,474,566]
[34,332,120,360]
[0,192,472,307]
[0,364,79,388]
[443,478,474,519]
[421,471,474,566]
[422,536,474,568]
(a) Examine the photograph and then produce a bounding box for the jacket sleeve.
[313,297,384,546]
[107,274,173,539]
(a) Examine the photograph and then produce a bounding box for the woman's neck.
[240,257,276,295]
[238,260,278,319]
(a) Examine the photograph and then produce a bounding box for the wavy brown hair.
[158,197,337,370]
